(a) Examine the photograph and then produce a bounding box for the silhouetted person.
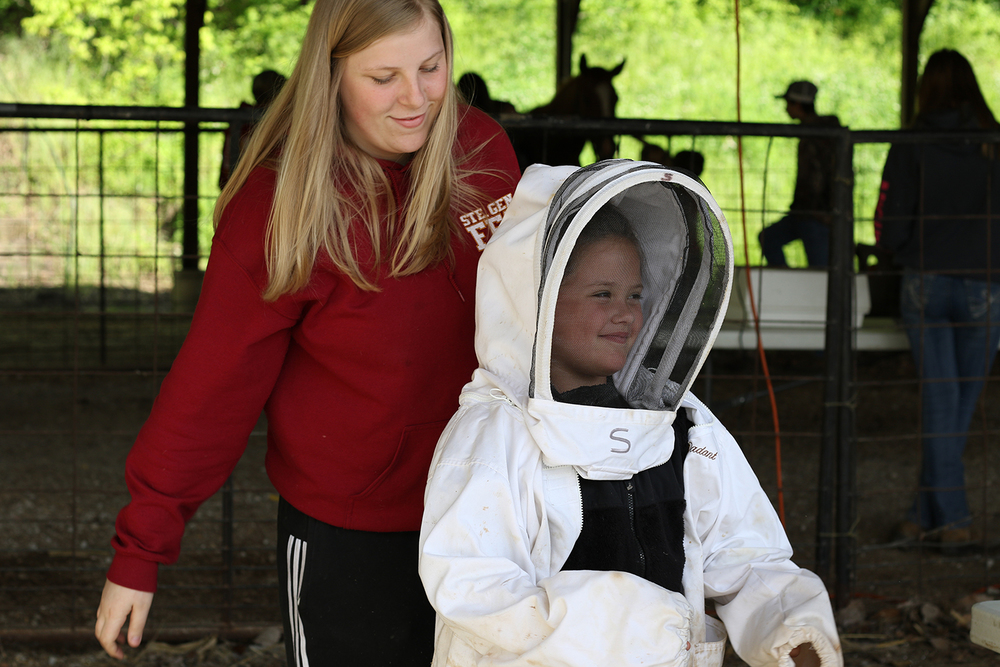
[639,140,704,178]
[219,69,287,188]
[639,139,668,164]
[759,80,841,268]
[457,72,515,115]
[875,49,1000,549]
[673,150,704,177]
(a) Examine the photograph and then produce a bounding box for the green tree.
[201,0,310,107]
[0,0,33,36]
[23,0,185,103]
[16,0,308,105]
[8,0,1000,264]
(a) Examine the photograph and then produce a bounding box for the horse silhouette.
[468,55,624,170]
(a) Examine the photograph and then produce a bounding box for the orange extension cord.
[733,0,786,526]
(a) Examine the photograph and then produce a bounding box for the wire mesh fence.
[1,109,999,645]
[846,129,1000,609]
[0,107,282,639]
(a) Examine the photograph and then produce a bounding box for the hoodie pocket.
[353,419,448,505]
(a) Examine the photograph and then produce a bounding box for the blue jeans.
[900,273,1000,530]
[759,213,830,268]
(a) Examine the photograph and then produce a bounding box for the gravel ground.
[3,598,1000,667]
[4,299,1000,665]
[1,632,286,666]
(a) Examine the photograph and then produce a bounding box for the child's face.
[551,237,643,393]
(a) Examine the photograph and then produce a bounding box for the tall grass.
[444,0,1000,265]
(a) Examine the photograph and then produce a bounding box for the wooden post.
[175,0,207,312]
[901,0,934,127]
[556,0,580,86]
[182,0,205,273]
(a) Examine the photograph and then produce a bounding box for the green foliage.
[921,0,1000,114]
[0,0,33,36]
[23,0,186,104]
[201,0,310,107]
[444,0,908,264]
[446,0,554,110]
[790,0,901,36]
[13,0,309,106]
[6,0,1000,271]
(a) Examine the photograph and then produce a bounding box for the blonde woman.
[94,0,520,663]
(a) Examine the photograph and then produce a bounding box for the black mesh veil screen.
[530,161,733,409]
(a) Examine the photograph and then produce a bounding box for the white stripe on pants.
[286,535,309,667]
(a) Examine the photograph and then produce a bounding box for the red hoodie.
[107,106,520,592]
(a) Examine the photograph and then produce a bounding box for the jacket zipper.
[625,480,646,574]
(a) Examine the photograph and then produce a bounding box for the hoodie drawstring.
[448,268,466,302]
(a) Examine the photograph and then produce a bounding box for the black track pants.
[277,498,436,666]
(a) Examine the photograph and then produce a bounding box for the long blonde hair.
[214,0,472,297]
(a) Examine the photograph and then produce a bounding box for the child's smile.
[551,237,643,393]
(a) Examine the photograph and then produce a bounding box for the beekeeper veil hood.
[476,160,733,411]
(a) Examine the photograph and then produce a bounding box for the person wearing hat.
[759,80,842,268]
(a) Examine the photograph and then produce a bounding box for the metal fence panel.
[2,108,999,642]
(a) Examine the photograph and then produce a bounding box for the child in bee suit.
[418,160,842,667]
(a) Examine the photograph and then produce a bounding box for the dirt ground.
[0,635,286,667]
[3,297,1000,664]
[3,596,999,666]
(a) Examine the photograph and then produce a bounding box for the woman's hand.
[789,642,821,667]
[95,579,154,659]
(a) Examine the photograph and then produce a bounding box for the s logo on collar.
[610,428,631,453]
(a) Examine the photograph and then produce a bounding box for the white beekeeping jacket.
[419,160,843,667]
